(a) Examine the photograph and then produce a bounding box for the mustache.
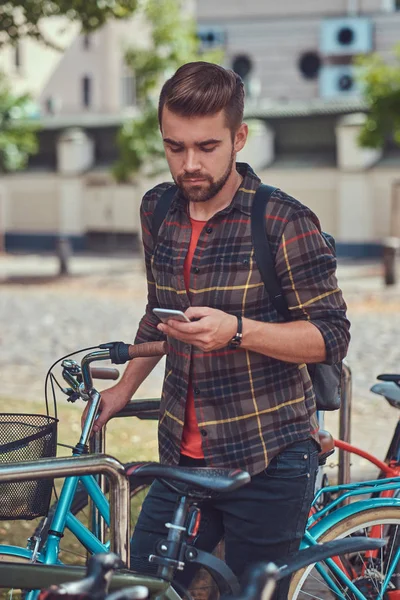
[180,173,210,181]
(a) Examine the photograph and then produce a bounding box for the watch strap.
[229,315,243,348]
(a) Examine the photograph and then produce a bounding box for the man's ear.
[234,122,248,153]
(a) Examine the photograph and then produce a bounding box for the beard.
[175,150,235,203]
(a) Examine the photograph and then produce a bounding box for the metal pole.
[338,361,352,486]
[89,428,107,544]
[0,454,130,567]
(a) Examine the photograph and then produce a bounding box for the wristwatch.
[229,315,243,348]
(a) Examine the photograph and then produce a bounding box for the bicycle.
[38,539,388,600]
[0,340,255,600]
[1,342,400,600]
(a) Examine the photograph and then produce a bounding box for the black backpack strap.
[251,184,291,320]
[151,185,178,245]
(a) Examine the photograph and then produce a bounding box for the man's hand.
[157,307,237,352]
[81,386,130,433]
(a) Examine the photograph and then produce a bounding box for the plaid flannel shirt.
[134,163,350,475]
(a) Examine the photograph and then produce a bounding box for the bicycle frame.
[335,439,400,479]
[299,476,400,599]
[0,454,129,560]
[40,473,111,562]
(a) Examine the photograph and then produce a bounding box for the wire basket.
[0,414,58,520]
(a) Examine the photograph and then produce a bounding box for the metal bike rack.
[338,361,352,486]
[89,398,160,545]
[0,454,131,568]
[89,428,107,545]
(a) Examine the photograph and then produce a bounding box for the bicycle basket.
[0,414,58,520]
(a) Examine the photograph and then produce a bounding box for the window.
[82,75,92,107]
[45,97,54,115]
[14,42,21,70]
[382,0,400,10]
[121,69,136,107]
[83,34,90,50]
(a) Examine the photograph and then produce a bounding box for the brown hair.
[158,62,244,136]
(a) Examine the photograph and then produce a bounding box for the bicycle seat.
[317,429,335,465]
[114,399,160,421]
[370,381,400,409]
[377,373,400,385]
[125,462,250,493]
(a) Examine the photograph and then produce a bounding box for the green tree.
[0,1,138,48]
[112,0,223,182]
[357,44,400,149]
[0,73,37,172]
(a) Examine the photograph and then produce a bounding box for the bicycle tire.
[289,506,400,599]
[33,479,151,565]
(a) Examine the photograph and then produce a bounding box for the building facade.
[1,1,399,257]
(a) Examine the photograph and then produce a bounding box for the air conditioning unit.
[197,27,226,49]
[320,17,373,55]
[319,65,361,98]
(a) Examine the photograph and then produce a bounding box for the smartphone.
[153,308,191,323]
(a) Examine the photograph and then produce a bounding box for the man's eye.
[169,147,183,153]
[201,146,216,153]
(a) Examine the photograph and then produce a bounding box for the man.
[84,62,350,597]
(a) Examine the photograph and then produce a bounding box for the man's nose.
[183,150,201,172]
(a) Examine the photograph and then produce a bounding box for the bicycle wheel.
[289,506,400,599]
[33,480,150,565]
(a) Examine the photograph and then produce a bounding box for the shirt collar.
[170,163,261,217]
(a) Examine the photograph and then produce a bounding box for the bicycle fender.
[0,545,44,561]
[301,497,400,547]
[184,546,240,595]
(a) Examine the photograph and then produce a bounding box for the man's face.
[161,107,247,203]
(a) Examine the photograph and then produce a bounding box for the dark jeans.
[130,438,319,600]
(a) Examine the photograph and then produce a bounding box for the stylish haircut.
[158,62,244,136]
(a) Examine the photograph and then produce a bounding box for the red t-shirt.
[180,218,207,459]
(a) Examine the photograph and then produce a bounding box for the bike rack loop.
[338,361,352,486]
[0,454,130,568]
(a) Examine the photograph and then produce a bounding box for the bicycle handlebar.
[128,341,168,359]
[98,341,168,365]
[91,367,120,380]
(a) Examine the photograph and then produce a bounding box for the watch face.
[229,336,241,348]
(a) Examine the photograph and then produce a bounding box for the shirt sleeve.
[274,207,351,365]
[134,187,167,345]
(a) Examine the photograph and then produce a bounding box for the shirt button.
[193,267,200,274]
[194,388,200,395]
[206,227,212,234]
[201,429,207,437]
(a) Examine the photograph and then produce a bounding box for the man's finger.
[185,306,211,319]
[92,406,113,432]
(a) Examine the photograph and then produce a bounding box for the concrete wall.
[2,165,399,255]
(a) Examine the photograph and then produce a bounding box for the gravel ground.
[0,253,399,476]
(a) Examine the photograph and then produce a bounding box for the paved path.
[1,252,399,477]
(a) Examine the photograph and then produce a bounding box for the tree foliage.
[357,44,400,149]
[0,1,138,48]
[112,0,223,182]
[0,73,38,172]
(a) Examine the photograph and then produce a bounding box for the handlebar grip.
[90,367,120,381]
[128,341,168,359]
